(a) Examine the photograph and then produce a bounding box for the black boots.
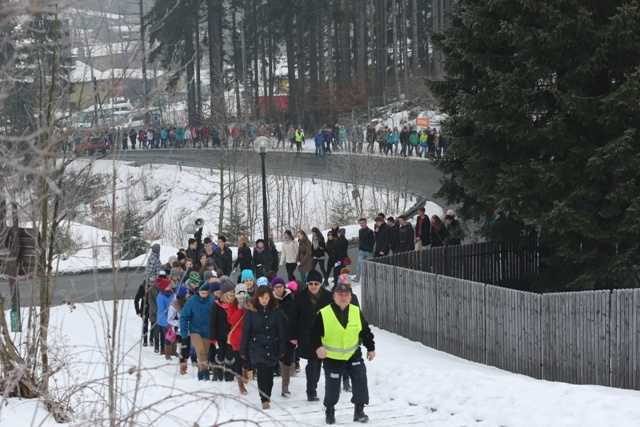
[325,406,335,424]
[354,404,369,422]
[197,370,211,381]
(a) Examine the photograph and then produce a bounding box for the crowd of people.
[68,121,446,160]
[133,210,460,423]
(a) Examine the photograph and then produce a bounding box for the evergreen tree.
[430,0,640,290]
[117,208,148,260]
[222,209,250,244]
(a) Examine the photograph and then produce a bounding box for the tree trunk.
[401,0,409,87]
[355,0,367,88]
[309,17,319,93]
[411,0,419,76]
[208,0,224,123]
[285,13,298,119]
[392,0,401,99]
[253,0,260,115]
[232,10,241,117]
[296,7,305,121]
[185,26,197,125]
[195,22,202,123]
[338,0,350,86]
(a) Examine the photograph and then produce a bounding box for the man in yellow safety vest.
[309,283,376,424]
[294,127,304,158]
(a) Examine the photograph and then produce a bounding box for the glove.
[231,268,237,274]
[238,299,247,309]
[334,261,341,267]
[296,262,300,266]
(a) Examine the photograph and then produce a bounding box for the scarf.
[255,247,265,254]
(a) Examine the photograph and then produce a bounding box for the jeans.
[285,262,297,281]
[420,145,427,157]
[315,144,324,156]
[356,250,374,278]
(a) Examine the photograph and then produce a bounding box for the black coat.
[311,237,326,258]
[252,248,270,277]
[430,225,449,247]
[335,236,349,262]
[240,304,286,366]
[358,226,375,252]
[209,299,232,345]
[234,243,252,271]
[134,283,149,317]
[415,215,431,246]
[374,223,390,256]
[288,287,333,359]
[326,238,340,262]
[397,222,416,253]
[387,222,399,252]
[269,246,279,272]
[214,246,233,276]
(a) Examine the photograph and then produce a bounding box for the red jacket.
[226,303,246,351]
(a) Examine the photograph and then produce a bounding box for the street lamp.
[254,136,270,244]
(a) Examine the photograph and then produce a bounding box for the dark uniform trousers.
[323,357,369,407]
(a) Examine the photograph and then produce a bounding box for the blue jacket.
[156,292,174,327]
[314,134,324,146]
[240,304,286,367]
[180,293,215,339]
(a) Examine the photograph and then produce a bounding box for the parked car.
[74,136,109,156]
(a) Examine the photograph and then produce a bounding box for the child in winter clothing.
[227,283,249,394]
[168,286,189,374]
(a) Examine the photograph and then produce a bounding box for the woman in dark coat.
[268,237,279,273]
[325,231,339,287]
[430,215,449,247]
[333,228,349,284]
[134,279,151,346]
[310,227,328,285]
[296,230,313,287]
[209,279,237,382]
[272,276,295,396]
[233,235,253,278]
[240,286,286,409]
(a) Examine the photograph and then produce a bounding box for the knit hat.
[199,282,211,292]
[241,269,255,282]
[170,268,181,278]
[156,277,171,291]
[203,270,218,281]
[338,273,352,285]
[257,276,269,287]
[209,281,221,293]
[158,270,167,278]
[189,272,201,286]
[176,285,188,299]
[338,228,346,235]
[205,257,216,267]
[307,270,323,283]
[333,283,352,294]
[447,209,457,218]
[287,281,298,292]
[220,280,235,294]
[177,252,186,261]
[271,276,286,288]
[168,255,177,264]
[235,283,248,297]
[152,243,161,254]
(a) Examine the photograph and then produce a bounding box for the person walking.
[280,230,299,281]
[355,219,374,282]
[309,282,376,424]
[240,286,286,410]
[415,206,431,250]
[272,277,295,397]
[396,215,416,253]
[288,270,332,402]
[311,227,329,286]
[134,279,151,346]
[180,282,215,381]
[296,230,313,288]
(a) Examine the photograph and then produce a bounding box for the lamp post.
[254,136,270,244]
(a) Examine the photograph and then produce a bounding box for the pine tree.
[222,209,250,244]
[430,0,640,290]
[117,208,148,260]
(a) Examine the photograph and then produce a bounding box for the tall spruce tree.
[430,0,640,291]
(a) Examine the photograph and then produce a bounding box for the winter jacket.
[145,252,163,281]
[397,222,416,253]
[446,219,463,245]
[374,223,390,256]
[387,222,399,253]
[252,247,270,277]
[311,236,326,259]
[358,226,375,253]
[269,246,279,272]
[335,236,349,264]
[308,302,375,370]
[167,299,184,331]
[209,298,233,347]
[226,302,246,351]
[430,225,449,247]
[279,240,299,265]
[240,303,286,367]
[288,287,332,359]
[314,134,324,146]
[415,215,431,246]
[134,283,149,317]
[156,291,174,327]
[148,284,160,323]
[234,243,252,271]
[214,246,233,276]
[296,237,313,273]
[325,238,340,263]
[180,292,215,339]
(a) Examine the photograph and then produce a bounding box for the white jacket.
[280,240,299,265]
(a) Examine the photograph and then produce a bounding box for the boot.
[343,377,352,392]
[143,336,148,347]
[179,363,187,375]
[197,370,203,381]
[262,401,270,410]
[354,404,369,423]
[325,406,336,424]
[171,342,179,357]
[164,345,172,361]
[295,361,301,373]
[198,369,210,381]
[238,378,248,395]
[280,361,291,396]
[242,368,251,383]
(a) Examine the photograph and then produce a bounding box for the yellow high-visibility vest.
[319,304,362,360]
[295,131,304,142]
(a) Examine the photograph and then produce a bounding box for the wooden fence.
[375,239,539,288]
[361,261,640,390]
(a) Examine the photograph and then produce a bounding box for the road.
[6,147,445,306]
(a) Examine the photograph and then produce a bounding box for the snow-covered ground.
[2,284,640,427]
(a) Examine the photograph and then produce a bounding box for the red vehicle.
[74,136,110,156]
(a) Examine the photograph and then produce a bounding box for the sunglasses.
[308,281,322,286]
